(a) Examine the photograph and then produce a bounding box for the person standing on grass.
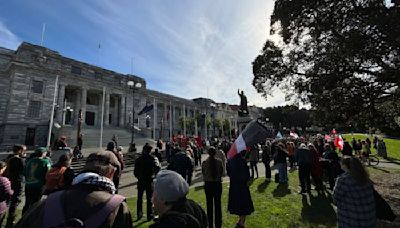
[275,143,289,183]
[249,145,259,179]
[227,150,254,228]
[167,147,194,185]
[261,141,272,182]
[323,144,340,190]
[215,145,227,176]
[0,161,13,227]
[309,144,324,193]
[287,142,295,170]
[134,144,161,221]
[4,144,26,228]
[202,147,224,228]
[333,157,376,228]
[22,147,51,215]
[295,143,313,194]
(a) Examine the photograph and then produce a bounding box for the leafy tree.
[253,0,400,133]
[223,119,230,135]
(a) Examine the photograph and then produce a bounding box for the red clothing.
[195,136,203,149]
[310,148,322,178]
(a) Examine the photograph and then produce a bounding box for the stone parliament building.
[0,42,262,149]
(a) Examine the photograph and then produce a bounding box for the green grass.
[128,167,400,228]
[342,133,400,160]
[10,168,399,228]
[129,171,338,228]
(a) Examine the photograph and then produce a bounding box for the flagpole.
[47,75,58,149]
[169,101,172,140]
[97,43,101,66]
[153,97,156,140]
[183,104,186,137]
[40,23,46,46]
[194,109,198,137]
[100,86,105,149]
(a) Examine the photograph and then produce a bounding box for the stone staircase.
[56,125,148,148]
[70,152,137,173]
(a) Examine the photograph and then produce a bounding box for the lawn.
[342,133,400,160]
[130,171,337,228]
[129,167,400,228]
[8,167,399,228]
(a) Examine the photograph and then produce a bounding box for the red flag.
[334,135,344,150]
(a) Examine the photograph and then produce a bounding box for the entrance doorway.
[25,128,36,146]
[85,112,95,126]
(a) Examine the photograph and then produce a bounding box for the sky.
[0,0,287,107]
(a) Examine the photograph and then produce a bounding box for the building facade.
[0,42,262,149]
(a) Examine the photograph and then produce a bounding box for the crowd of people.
[0,132,395,227]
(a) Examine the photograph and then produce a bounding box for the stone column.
[105,92,110,126]
[119,95,125,127]
[81,87,87,124]
[56,84,65,124]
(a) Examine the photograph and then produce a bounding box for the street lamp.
[210,102,216,137]
[127,80,142,152]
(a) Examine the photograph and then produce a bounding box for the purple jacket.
[0,176,13,214]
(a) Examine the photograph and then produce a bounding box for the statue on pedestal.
[238,89,249,117]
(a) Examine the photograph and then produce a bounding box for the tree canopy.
[253,0,400,133]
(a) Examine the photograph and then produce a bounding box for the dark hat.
[83,151,121,173]
[106,142,116,151]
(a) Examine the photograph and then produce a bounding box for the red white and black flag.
[227,119,274,159]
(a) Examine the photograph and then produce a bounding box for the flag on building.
[227,119,274,159]
[138,103,154,115]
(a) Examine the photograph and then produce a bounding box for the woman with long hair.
[227,150,254,228]
[333,157,376,227]
[202,146,224,228]
[308,144,323,193]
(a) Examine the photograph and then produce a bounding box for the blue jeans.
[277,163,288,183]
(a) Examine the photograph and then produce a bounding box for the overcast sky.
[0,0,287,107]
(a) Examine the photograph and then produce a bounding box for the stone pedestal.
[145,128,152,138]
[237,116,253,134]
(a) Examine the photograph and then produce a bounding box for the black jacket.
[275,148,288,164]
[134,154,161,184]
[149,198,207,228]
[167,152,193,181]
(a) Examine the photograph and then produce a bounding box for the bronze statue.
[238,89,249,117]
